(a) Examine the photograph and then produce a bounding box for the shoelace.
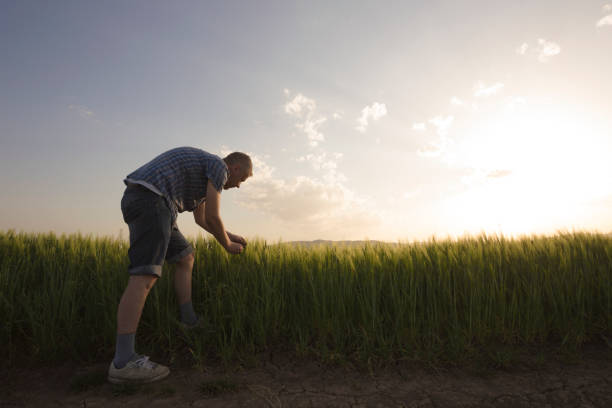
[133,355,157,369]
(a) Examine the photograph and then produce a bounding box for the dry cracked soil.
[1,345,611,407]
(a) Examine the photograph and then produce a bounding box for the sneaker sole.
[107,369,170,384]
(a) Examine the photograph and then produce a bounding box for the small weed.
[199,378,239,397]
[487,348,516,370]
[69,371,107,393]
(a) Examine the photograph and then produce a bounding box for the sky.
[1,0,612,242]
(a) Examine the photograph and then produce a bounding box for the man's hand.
[228,232,247,248]
[226,241,244,254]
[202,181,245,255]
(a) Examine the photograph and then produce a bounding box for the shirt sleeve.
[207,158,229,192]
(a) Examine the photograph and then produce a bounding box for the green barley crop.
[0,230,610,367]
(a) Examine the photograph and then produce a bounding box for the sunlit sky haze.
[1,1,611,242]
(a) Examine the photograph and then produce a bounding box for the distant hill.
[283,239,398,247]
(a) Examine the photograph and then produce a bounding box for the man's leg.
[113,275,157,368]
[110,186,171,383]
[173,253,199,326]
[110,272,169,384]
[117,275,158,333]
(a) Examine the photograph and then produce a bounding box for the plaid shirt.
[124,147,228,222]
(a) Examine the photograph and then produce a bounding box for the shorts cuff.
[166,245,194,264]
[129,265,162,278]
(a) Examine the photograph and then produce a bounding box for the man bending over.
[108,146,252,384]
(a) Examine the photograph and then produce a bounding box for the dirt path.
[2,347,611,407]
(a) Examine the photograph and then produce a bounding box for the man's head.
[222,152,253,189]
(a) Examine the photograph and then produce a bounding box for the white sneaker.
[108,355,170,384]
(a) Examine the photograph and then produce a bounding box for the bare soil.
[1,345,611,407]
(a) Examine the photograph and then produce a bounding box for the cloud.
[284,93,316,117]
[403,189,421,199]
[428,115,454,136]
[486,169,512,179]
[68,104,96,120]
[473,81,505,98]
[450,96,466,106]
[450,96,479,112]
[297,117,327,147]
[236,153,379,237]
[412,122,426,131]
[355,102,387,133]
[415,115,454,158]
[596,14,612,27]
[536,38,561,62]
[516,43,529,55]
[603,4,612,12]
[284,90,327,147]
[505,96,527,112]
[458,168,513,187]
[296,151,346,183]
[417,136,453,158]
[516,39,561,62]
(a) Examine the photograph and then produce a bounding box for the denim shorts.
[120,184,193,278]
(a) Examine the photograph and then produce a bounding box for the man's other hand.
[226,242,244,254]
[229,233,247,247]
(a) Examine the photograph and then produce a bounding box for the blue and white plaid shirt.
[124,147,228,222]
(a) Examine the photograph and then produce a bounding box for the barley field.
[1,230,610,368]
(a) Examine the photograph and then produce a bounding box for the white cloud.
[403,189,421,199]
[516,39,561,62]
[516,43,529,55]
[486,169,512,179]
[505,96,527,112]
[355,102,387,133]
[596,14,612,27]
[237,154,379,237]
[416,115,454,158]
[284,90,327,147]
[332,112,343,119]
[417,138,451,158]
[473,81,505,98]
[284,93,316,117]
[428,115,454,136]
[536,38,561,62]
[459,168,514,187]
[297,152,347,184]
[412,122,426,131]
[450,96,479,112]
[450,96,465,106]
[603,4,612,12]
[297,117,327,147]
[68,104,95,120]
[298,152,335,171]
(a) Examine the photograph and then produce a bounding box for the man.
[108,146,252,384]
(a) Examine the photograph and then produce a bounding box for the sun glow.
[442,102,612,236]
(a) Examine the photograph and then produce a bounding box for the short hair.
[223,152,252,170]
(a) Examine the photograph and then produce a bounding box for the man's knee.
[176,252,194,268]
[128,275,158,292]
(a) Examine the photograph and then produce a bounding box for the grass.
[0,230,610,369]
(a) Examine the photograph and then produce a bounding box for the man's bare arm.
[194,201,246,247]
[203,180,243,254]
[193,201,211,232]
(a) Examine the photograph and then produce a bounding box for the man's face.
[223,165,252,190]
